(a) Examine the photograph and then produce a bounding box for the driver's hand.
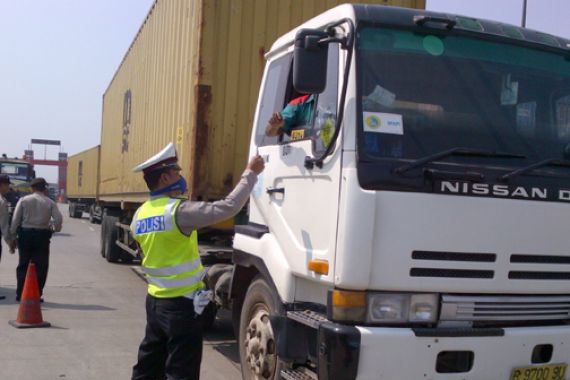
[266,112,284,136]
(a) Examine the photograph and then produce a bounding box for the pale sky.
[0,0,154,182]
[426,0,570,39]
[0,0,568,182]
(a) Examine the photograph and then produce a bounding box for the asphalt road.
[0,205,241,380]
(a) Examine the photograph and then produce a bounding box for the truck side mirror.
[293,29,329,94]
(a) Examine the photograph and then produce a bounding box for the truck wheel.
[103,215,121,263]
[239,276,284,380]
[100,216,106,257]
[74,208,83,219]
[205,264,233,291]
[69,203,75,218]
[89,207,96,223]
[121,252,134,264]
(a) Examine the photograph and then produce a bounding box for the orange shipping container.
[99,0,425,203]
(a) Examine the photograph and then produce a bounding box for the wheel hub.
[244,307,276,379]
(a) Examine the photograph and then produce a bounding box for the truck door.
[249,46,341,285]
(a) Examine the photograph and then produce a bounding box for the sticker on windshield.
[423,35,444,56]
[516,101,536,138]
[290,129,305,140]
[363,112,403,135]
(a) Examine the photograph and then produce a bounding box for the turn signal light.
[330,290,367,322]
[308,259,329,275]
[332,290,366,307]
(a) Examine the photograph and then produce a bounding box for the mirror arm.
[305,19,355,170]
[318,36,347,49]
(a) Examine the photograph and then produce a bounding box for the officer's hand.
[247,155,265,175]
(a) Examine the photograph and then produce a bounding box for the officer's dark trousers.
[132,294,203,380]
[16,229,52,299]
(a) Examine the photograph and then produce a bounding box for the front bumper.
[355,324,570,380]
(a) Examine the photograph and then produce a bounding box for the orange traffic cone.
[9,263,51,328]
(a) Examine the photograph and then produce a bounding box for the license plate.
[510,363,567,380]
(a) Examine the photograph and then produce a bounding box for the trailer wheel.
[89,206,96,224]
[103,215,121,263]
[201,302,217,331]
[74,209,83,219]
[239,276,284,380]
[121,252,134,264]
[100,215,106,257]
[69,203,75,218]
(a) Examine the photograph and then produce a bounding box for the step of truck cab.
[280,367,318,380]
[286,310,328,329]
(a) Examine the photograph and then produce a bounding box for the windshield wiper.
[394,147,526,175]
[500,158,570,181]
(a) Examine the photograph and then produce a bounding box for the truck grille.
[410,251,570,281]
[410,250,496,279]
[440,295,570,322]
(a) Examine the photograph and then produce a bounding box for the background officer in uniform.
[0,174,16,300]
[10,177,63,301]
[130,143,264,380]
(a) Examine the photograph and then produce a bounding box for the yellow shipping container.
[99,0,425,203]
[67,145,100,199]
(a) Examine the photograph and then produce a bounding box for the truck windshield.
[0,162,32,182]
[357,27,570,171]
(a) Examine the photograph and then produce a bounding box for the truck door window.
[278,45,339,148]
[313,45,339,154]
[255,54,292,147]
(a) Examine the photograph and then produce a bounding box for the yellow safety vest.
[131,197,205,298]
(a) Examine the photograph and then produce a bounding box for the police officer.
[0,174,16,300]
[10,177,63,301]
[130,143,264,380]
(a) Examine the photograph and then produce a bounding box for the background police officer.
[130,143,264,380]
[10,177,63,301]
[0,174,16,300]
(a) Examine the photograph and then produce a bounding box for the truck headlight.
[409,294,439,322]
[330,290,439,325]
[368,293,409,322]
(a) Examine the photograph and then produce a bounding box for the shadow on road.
[53,232,72,237]
[0,286,16,304]
[43,302,115,311]
[205,310,240,365]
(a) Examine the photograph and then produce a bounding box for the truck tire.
[205,264,233,291]
[239,276,284,380]
[121,252,134,264]
[89,206,96,224]
[69,203,75,218]
[74,208,83,219]
[103,215,121,263]
[100,215,106,257]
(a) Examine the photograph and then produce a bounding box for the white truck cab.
[230,4,570,380]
